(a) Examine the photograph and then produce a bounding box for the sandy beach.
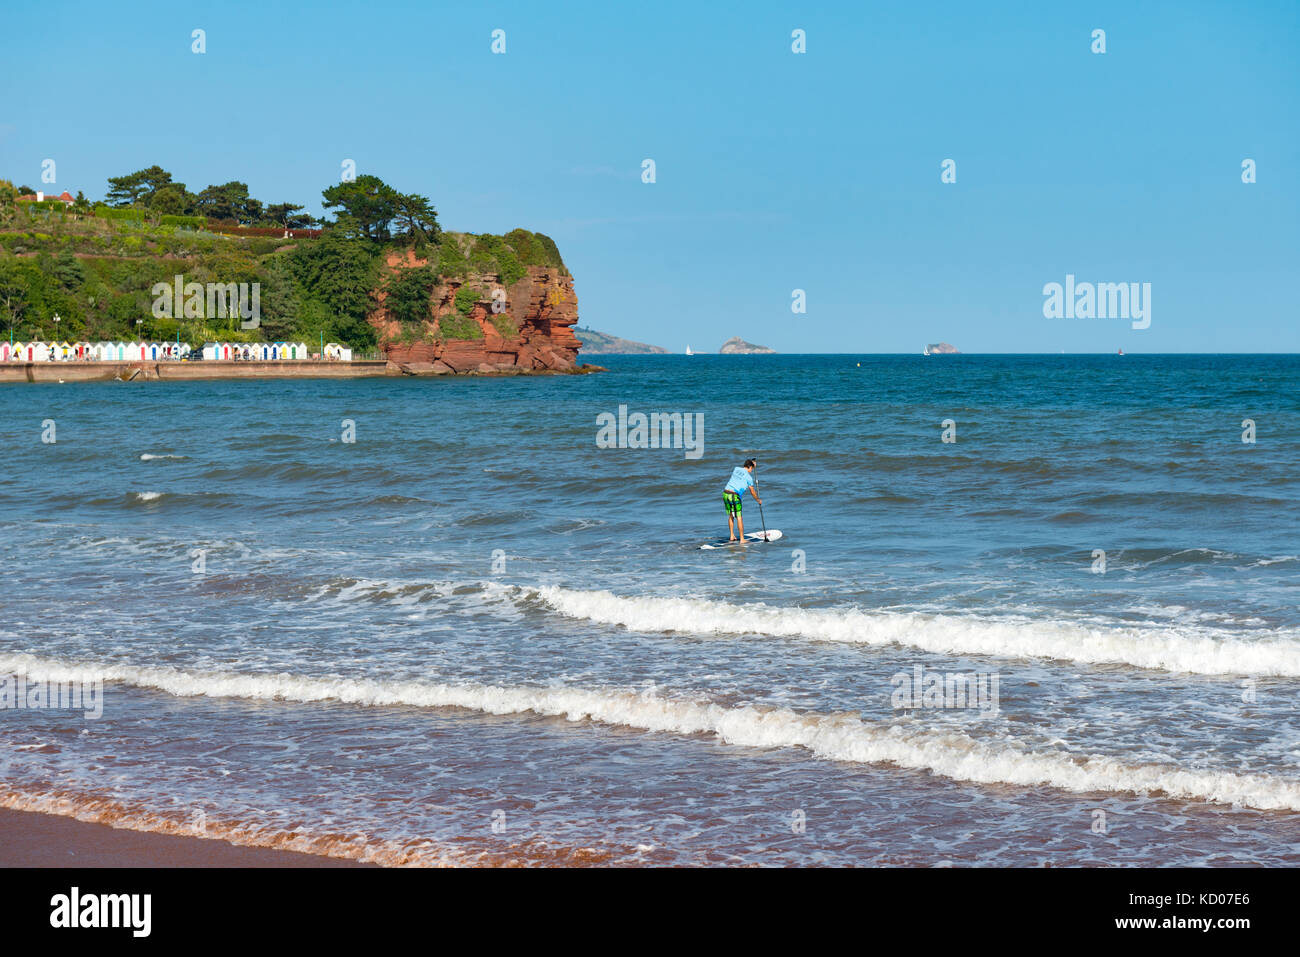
[0,808,371,867]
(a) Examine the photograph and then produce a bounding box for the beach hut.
[324,342,352,361]
[292,342,307,359]
[31,342,50,362]
[1,342,10,362]
[201,342,219,360]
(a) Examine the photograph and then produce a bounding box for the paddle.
[753,475,768,542]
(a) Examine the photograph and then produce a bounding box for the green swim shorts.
[723,490,742,515]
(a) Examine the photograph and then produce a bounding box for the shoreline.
[0,807,374,867]
[0,359,601,383]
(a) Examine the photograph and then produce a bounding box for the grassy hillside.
[0,184,565,350]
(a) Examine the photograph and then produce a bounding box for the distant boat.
[922,346,930,356]
[1118,348,1123,355]
[685,345,694,356]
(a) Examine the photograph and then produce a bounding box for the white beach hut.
[31,342,50,362]
[324,342,352,361]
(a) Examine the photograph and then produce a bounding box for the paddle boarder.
[723,458,762,542]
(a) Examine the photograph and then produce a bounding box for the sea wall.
[0,361,389,383]
[0,359,599,384]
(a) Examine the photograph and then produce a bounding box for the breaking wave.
[528,585,1300,677]
[3,652,1298,811]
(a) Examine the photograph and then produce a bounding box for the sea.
[0,353,1297,866]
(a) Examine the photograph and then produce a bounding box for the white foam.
[3,652,1297,811]
[529,586,1300,677]
[134,491,163,501]
[140,454,186,461]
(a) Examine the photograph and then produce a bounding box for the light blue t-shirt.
[724,467,754,495]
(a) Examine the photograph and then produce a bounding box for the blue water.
[0,354,1297,865]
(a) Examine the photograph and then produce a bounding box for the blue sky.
[2,0,1296,352]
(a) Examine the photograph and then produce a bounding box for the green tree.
[105,165,175,207]
[321,174,399,243]
[147,183,195,215]
[286,230,380,325]
[385,266,437,325]
[53,248,86,289]
[264,203,316,231]
[392,192,441,247]
[196,181,252,223]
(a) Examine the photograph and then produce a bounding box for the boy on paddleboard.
[723,459,762,541]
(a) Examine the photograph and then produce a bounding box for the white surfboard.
[700,529,783,549]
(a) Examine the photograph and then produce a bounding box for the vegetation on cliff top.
[0,169,566,350]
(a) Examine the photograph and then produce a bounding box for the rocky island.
[925,343,960,354]
[573,327,667,355]
[719,337,775,354]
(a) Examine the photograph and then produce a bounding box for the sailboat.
[685,345,694,356]
[922,345,930,356]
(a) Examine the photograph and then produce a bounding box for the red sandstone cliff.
[372,249,582,374]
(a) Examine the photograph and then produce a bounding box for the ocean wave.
[527,586,1300,676]
[2,652,1298,810]
[139,454,187,461]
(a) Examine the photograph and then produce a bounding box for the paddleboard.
[700,529,783,549]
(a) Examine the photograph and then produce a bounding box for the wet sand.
[0,808,373,867]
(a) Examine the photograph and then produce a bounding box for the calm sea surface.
[0,354,1297,865]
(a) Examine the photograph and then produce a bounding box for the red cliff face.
[373,250,582,374]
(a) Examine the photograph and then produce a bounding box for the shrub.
[94,205,145,222]
[438,312,482,339]
[453,284,481,316]
[434,239,469,279]
[159,214,206,229]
